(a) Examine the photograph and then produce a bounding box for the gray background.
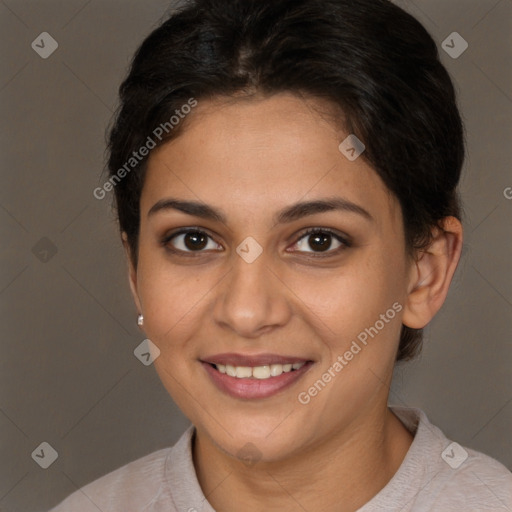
[1,1,511,511]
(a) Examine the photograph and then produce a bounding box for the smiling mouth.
[210,361,307,380]
[202,358,314,399]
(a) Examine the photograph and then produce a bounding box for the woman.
[50,0,512,510]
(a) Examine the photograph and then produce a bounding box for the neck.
[192,404,413,512]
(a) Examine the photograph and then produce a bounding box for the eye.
[290,228,350,254]
[162,228,222,253]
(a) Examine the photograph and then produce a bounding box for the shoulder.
[47,427,194,512]
[390,406,512,511]
[431,446,512,510]
[48,447,171,512]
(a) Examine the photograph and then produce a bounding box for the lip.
[201,358,314,400]
[202,352,311,367]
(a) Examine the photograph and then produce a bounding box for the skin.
[123,92,463,512]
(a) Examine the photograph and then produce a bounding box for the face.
[128,93,416,462]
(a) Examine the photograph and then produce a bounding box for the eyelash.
[160,227,351,258]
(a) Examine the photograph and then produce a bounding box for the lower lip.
[202,362,313,400]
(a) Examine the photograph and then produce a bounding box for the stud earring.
[137,314,144,326]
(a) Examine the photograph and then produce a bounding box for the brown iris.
[308,232,331,252]
[184,231,208,251]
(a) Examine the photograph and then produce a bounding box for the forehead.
[141,93,400,228]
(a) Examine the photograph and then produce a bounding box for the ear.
[121,232,143,315]
[402,216,463,329]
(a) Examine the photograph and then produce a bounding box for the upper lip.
[202,353,312,367]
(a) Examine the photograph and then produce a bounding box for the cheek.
[135,251,207,348]
[290,246,406,342]
[339,246,407,367]
[136,260,206,400]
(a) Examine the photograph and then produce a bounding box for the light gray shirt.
[48,406,512,511]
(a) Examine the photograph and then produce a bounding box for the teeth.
[213,362,306,379]
[253,366,271,379]
[270,364,283,377]
[236,366,252,378]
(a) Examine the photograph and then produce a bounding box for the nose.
[212,248,292,339]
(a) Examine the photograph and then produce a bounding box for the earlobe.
[121,232,143,315]
[402,217,463,329]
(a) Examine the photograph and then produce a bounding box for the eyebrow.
[147,197,373,224]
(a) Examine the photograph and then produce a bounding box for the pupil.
[309,233,330,252]
[185,232,207,250]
